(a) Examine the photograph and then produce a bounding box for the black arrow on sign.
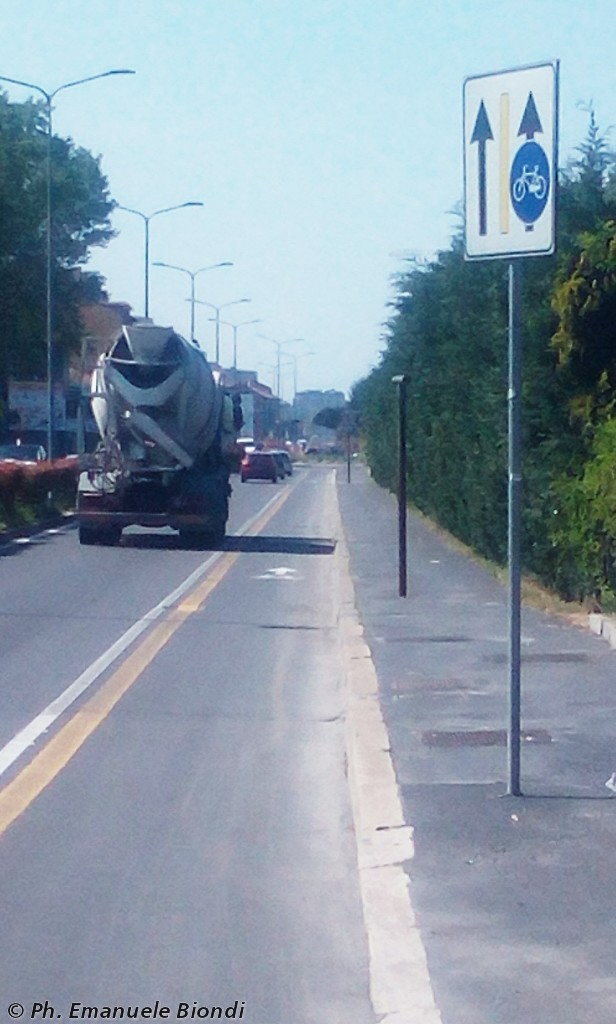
[471,100,493,236]
[518,92,543,138]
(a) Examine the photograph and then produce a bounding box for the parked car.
[271,450,293,476]
[0,443,47,464]
[240,451,280,483]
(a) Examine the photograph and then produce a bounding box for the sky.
[1,0,615,400]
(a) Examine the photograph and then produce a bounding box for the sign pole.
[507,260,523,796]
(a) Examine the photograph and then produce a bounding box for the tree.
[558,106,615,244]
[551,220,616,424]
[0,92,114,395]
[353,110,616,604]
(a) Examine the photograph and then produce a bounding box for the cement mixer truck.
[76,323,239,546]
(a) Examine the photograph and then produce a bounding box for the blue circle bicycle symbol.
[510,141,550,225]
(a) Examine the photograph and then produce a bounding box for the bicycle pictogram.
[512,164,547,202]
[510,139,550,226]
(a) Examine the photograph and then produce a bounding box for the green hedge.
[0,456,79,530]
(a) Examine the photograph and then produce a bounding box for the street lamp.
[216,319,263,369]
[116,202,204,319]
[192,298,250,364]
[0,68,136,460]
[392,374,410,597]
[153,261,233,341]
[282,350,315,403]
[258,335,305,398]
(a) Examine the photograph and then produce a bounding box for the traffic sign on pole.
[462,60,559,796]
[463,61,558,259]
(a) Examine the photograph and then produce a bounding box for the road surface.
[0,466,390,1024]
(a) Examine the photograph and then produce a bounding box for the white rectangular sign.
[463,62,558,259]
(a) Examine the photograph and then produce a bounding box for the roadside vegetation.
[0,458,79,534]
[352,111,616,609]
[0,91,114,532]
[0,90,113,421]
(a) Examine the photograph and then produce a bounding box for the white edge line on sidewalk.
[0,488,289,779]
[335,469,442,1024]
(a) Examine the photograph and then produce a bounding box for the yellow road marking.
[0,488,292,838]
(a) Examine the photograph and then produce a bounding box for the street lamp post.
[0,69,136,460]
[392,374,410,597]
[116,202,204,319]
[153,261,233,341]
[258,335,305,398]
[216,319,263,369]
[283,350,315,403]
[192,298,250,364]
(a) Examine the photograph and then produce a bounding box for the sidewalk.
[337,464,616,1024]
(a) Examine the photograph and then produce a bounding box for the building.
[218,368,282,443]
[7,298,283,454]
[293,389,346,443]
[6,300,135,453]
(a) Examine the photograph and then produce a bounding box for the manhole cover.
[391,677,467,693]
[260,624,319,631]
[384,635,471,644]
[484,652,590,664]
[422,728,552,748]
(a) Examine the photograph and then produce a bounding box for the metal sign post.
[463,61,558,795]
[508,261,523,795]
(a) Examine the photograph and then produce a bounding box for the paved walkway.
[337,463,616,1024]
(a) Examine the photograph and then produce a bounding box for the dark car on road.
[240,451,280,483]
[271,450,293,476]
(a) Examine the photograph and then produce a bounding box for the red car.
[240,451,280,483]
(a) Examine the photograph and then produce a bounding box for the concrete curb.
[588,612,616,649]
[334,475,442,1024]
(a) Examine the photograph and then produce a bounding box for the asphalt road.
[0,466,375,1024]
[14,457,611,1024]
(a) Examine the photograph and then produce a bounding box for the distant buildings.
[6,297,346,453]
[6,300,134,450]
[293,389,346,445]
[218,367,281,441]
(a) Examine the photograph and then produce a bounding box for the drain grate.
[422,728,552,748]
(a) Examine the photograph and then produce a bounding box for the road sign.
[463,62,558,259]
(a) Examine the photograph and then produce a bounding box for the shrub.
[0,456,78,530]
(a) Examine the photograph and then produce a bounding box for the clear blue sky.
[1,1,614,399]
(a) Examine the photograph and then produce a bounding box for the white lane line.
[0,521,74,552]
[0,488,289,779]
[336,479,442,1024]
